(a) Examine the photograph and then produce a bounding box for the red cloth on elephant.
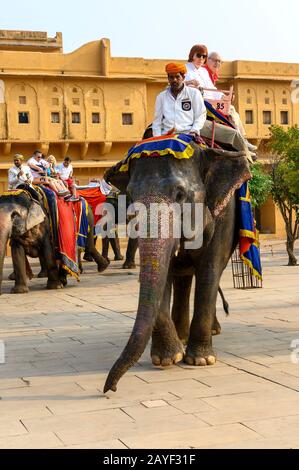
[76,187,106,224]
[56,197,79,279]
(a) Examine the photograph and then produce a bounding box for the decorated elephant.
[103,141,251,392]
[0,190,63,294]
[0,189,109,294]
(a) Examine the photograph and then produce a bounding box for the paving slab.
[0,242,298,448]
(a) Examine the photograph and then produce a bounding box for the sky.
[1,0,299,63]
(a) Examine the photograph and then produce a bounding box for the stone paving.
[0,241,298,449]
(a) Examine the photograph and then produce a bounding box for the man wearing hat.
[8,154,33,190]
[152,62,206,137]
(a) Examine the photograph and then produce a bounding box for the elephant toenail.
[206,355,216,365]
[151,355,161,366]
[173,353,183,364]
[184,356,194,365]
[195,357,207,366]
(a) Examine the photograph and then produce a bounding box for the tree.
[267,125,299,266]
[249,162,272,208]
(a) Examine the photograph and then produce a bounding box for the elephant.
[83,193,137,268]
[70,204,109,275]
[0,190,63,294]
[0,190,109,294]
[9,203,109,280]
[103,143,251,392]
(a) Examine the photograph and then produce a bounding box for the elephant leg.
[40,237,62,290]
[9,256,34,281]
[122,237,138,269]
[37,255,48,278]
[151,268,184,367]
[109,231,124,261]
[211,286,228,335]
[171,274,193,345]
[101,234,110,261]
[11,241,29,294]
[78,250,83,274]
[87,231,109,273]
[184,269,219,366]
[185,200,237,366]
[83,237,96,262]
[212,309,222,336]
[25,257,34,280]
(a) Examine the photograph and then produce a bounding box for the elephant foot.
[37,270,47,279]
[47,280,63,290]
[8,271,16,281]
[11,285,29,294]
[184,344,217,366]
[151,335,184,367]
[60,277,67,287]
[97,258,110,273]
[122,260,136,269]
[83,253,93,262]
[212,316,221,336]
[114,253,124,261]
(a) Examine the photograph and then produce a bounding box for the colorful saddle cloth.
[204,100,235,128]
[76,187,106,224]
[73,197,90,251]
[120,133,196,172]
[37,186,79,280]
[238,182,262,280]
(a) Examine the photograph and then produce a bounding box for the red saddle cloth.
[76,187,106,224]
[56,197,79,279]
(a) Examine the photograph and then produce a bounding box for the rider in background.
[8,154,33,190]
[56,156,80,202]
[27,150,49,179]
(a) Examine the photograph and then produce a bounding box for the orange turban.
[165,63,187,75]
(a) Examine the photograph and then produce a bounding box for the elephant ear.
[201,148,252,218]
[104,160,130,193]
[26,201,45,232]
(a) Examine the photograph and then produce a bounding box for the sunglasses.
[195,53,207,59]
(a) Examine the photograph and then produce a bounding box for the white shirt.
[8,164,33,190]
[152,84,206,137]
[56,163,73,180]
[185,63,223,100]
[27,157,49,179]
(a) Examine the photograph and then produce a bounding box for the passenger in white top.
[185,45,223,100]
[152,62,206,137]
[56,160,73,181]
[27,150,50,179]
[8,154,33,190]
[56,157,79,202]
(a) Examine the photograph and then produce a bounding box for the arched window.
[53,87,58,93]
[281,89,289,105]
[72,87,78,93]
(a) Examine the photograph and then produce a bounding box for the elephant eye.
[175,186,187,203]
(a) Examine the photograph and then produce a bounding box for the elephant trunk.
[0,212,12,295]
[104,229,175,393]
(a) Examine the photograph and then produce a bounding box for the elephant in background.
[0,191,63,294]
[103,144,251,392]
[6,197,109,283]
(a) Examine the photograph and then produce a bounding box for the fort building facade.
[1,30,298,238]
